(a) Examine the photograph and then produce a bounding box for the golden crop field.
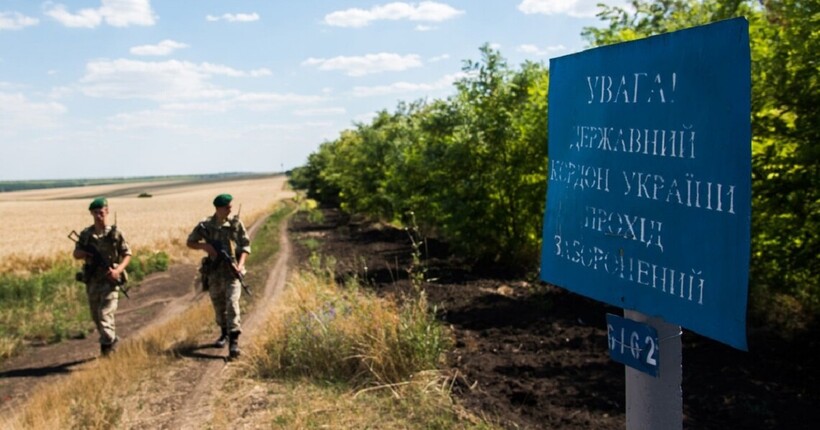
[0,175,294,273]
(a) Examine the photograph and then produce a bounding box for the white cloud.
[428,54,450,63]
[198,63,271,78]
[0,12,39,30]
[351,72,468,97]
[161,93,325,115]
[302,53,422,77]
[130,40,189,56]
[293,107,347,117]
[0,81,22,91]
[44,4,102,28]
[517,0,617,18]
[44,0,156,28]
[0,92,66,130]
[354,112,378,123]
[206,12,260,22]
[105,109,190,131]
[113,94,325,119]
[158,102,232,113]
[324,1,463,28]
[415,24,434,31]
[78,59,273,102]
[239,122,340,154]
[234,92,325,111]
[516,43,567,56]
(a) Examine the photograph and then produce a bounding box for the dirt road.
[0,211,292,429]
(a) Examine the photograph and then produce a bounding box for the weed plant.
[251,268,451,388]
[296,197,324,224]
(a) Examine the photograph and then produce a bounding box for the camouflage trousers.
[206,271,242,333]
[86,281,119,345]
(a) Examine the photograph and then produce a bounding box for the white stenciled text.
[553,234,705,304]
[586,72,677,104]
[549,159,611,192]
[622,171,737,214]
[571,125,696,160]
[584,205,664,252]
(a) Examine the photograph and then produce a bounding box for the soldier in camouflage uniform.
[72,197,132,356]
[186,193,251,359]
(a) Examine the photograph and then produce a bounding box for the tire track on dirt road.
[0,263,198,417]
[131,211,292,429]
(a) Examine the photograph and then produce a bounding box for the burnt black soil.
[288,208,819,430]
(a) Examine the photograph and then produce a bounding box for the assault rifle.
[68,230,130,298]
[196,222,251,296]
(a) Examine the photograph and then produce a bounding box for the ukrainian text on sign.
[541,19,751,350]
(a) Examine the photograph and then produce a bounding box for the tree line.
[290,0,818,329]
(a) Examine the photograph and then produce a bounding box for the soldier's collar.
[210,216,231,227]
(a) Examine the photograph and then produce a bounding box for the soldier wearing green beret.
[186,193,251,359]
[72,197,132,356]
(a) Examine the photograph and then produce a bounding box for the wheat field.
[0,175,294,273]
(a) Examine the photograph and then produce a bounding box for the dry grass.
[248,269,450,387]
[0,264,490,429]
[1,298,213,429]
[210,372,494,429]
[0,175,294,274]
[228,270,490,429]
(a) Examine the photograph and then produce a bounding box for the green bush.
[296,1,819,329]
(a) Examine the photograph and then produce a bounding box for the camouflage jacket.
[187,216,251,275]
[75,225,131,283]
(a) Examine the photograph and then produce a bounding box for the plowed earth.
[288,208,819,430]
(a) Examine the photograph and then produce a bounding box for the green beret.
[213,193,233,207]
[89,197,108,210]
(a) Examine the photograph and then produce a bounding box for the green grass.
[239,202,296,302]
[246,202,294,268]
[0,250,170,361]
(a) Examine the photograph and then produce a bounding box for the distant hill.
[0,172,274,193]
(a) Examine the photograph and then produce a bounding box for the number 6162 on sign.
[605,313,660,377]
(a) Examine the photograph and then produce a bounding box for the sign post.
[540,18,751,429]
[624,310,682,429]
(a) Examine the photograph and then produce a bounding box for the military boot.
[214,327,228,348]
[101,338,118,357]
[228,331,241,359]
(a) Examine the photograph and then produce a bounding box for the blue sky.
[0,0,622,181]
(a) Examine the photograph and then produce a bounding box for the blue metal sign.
[541,19,751,350]
[607,314,660,377]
